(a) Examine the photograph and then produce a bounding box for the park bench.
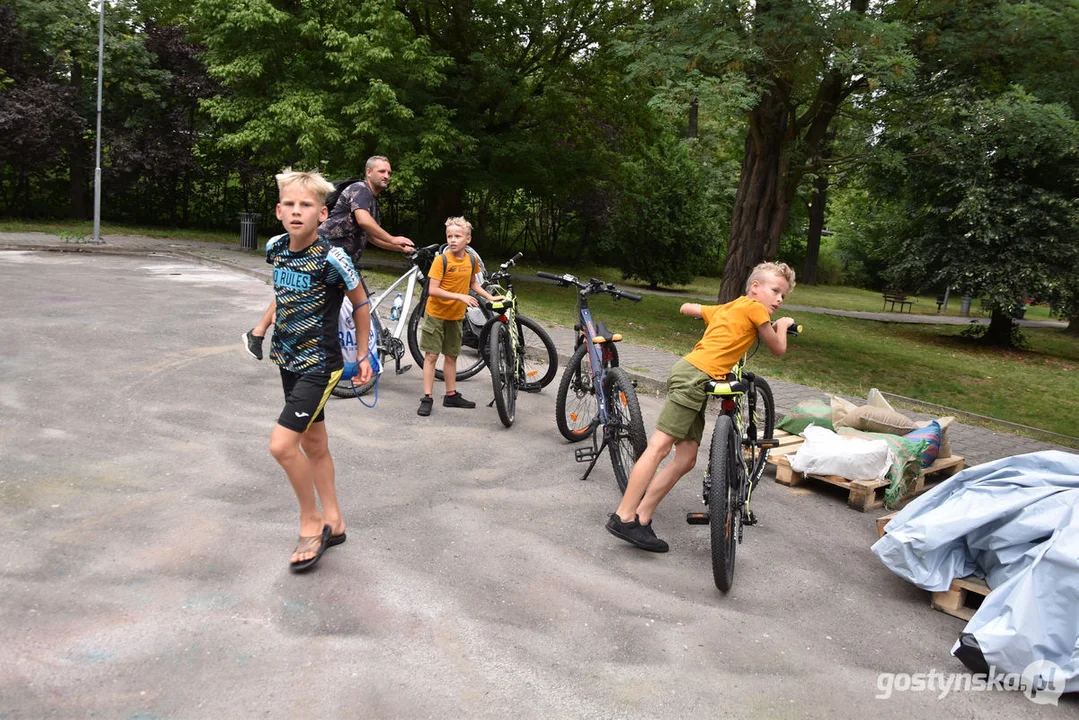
[882,292,913,313]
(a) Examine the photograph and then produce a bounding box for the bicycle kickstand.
[575,434,608,482]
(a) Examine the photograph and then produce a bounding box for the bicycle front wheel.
[743,377,776,489]
[709,415,743,592]
[605,368,647,493]
[332,314,381,398]
[407,302,487,381]
[555,343,600,441]
[489,321,516,427]
[516,315,558,391]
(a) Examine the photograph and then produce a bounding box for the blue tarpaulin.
[872,450,1079,694]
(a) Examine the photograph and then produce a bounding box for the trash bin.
[240,212,261,251]
[960,296,972,316]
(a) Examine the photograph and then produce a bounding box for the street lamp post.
[91,0,105,244]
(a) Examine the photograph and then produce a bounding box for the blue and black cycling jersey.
[266,233,360,374]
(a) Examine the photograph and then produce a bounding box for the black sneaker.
[605,514,669,553]
[418,396,433,416]
[242,330,264,360]
[443,392,476,409]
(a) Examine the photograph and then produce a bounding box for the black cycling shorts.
[277,369,341,433]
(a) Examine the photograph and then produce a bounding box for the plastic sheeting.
[872,450,1079,694]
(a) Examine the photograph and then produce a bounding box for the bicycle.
[537,272,647,492]
[686,322,801,592]
[331,244,441,398]
[405,251,557,390]
[481,254,558,427]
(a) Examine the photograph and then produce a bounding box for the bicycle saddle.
[706,375,747,396]
[591,320,622,344]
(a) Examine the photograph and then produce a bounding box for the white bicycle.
[332,244,441,398]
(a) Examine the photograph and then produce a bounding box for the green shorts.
[420,314,463,357]
[654,358,711,444]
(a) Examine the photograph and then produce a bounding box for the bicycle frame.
[360,263,422,343]
[703,360,761,531]
[577,301,614,428]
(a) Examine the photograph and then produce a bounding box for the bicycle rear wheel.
[489,321,516,427]
[742,377,775,488]
[516,315,558,391]
[555,343,600,441]
[407,302,487,381]
[709,415,743,592]
[605,368,647,493]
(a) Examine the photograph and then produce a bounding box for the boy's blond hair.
[445,216,473,235]
[275,169,335,206]
[746,262,796,293]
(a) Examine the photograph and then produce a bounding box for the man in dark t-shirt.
[242,155,414,361]
[320,155,413,262]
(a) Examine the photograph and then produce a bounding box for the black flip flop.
[327,531,346,548]
[289,524,331,573]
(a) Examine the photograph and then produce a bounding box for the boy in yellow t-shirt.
[418,217,500,416]
[606,262,797,553]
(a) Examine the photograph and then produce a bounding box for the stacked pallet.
[876,510,991,621]
[766,430,965,512]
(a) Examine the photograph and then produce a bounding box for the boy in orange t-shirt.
[606,262,797,552]
[417,217,500,416]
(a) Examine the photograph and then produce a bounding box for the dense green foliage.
[0,0,1076,325]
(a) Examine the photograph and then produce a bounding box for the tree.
[871,88,1078,345]
[189,0,459,190]
[618,0,915,300]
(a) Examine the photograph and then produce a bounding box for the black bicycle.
[538,272,647,492]
[687,323,800,592]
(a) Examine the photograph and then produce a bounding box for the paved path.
[0,230,1071,465]
[3,243,1074,719]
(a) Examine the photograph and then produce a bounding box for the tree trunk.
[803,171,828,285]
[982,309,1017,346]
[687,97,698,139]
[720,85,796,302]
[1066,313,1079,336]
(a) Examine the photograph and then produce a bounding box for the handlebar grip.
[788,324,802,337]
[510,252,523,264]
[619,291,643,302]
[536,272,562,280]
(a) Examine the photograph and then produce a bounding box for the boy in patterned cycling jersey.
[266,170,373,572]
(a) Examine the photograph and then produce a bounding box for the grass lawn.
[0,219,239,244]
[361,263,1078,443]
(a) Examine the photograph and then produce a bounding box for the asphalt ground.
[1,247,1074,717]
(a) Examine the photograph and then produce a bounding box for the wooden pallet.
[931,576,991,621]
[767,431,965,511]
[876,511,992,621]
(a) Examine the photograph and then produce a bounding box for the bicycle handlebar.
[787,323,803,337]
[535,271,642,302]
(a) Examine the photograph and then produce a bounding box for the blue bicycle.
[538,272,646,492]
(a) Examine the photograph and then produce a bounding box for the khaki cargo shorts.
[654,357,711,444]
[420,314,463,357]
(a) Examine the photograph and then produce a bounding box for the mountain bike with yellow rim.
[686,322,801,592]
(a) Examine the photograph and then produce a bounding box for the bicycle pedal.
[521,385,542,394]
[756,438,779,449]
[685,512,709,525]
[742,512,759,526]
[395,363,412,375]
[574,447,598,463]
